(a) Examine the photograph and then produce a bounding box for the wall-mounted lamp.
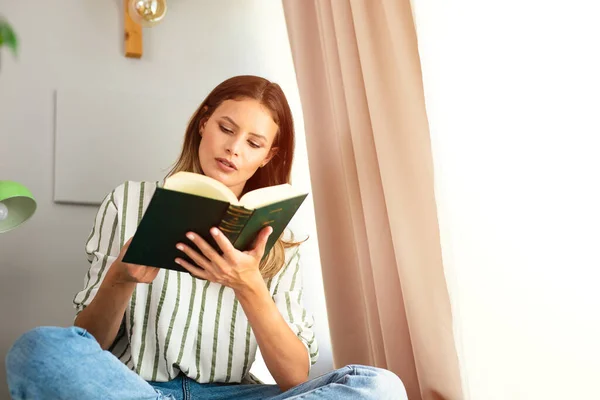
[0,181,36,233]
[128,0,168,27]
[124,0,168,59]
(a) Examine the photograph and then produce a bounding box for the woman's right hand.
[111,237,160,284]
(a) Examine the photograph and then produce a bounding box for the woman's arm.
[235,276,309,391]
[74,267,136,350]
[72,184,159,350]
[74,240,159,350]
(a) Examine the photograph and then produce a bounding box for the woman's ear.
[261,147,279,168]
[199,120,207,137]
[198,105,210,136]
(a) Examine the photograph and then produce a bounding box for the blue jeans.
[5,326,407,400]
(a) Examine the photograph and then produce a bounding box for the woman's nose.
[225,137,242,156]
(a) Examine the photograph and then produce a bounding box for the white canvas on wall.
[53,88,201,205]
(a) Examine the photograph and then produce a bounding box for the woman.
[6,76,406,400]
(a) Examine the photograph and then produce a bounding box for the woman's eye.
[248,141,260,149]
[220,125,233,134]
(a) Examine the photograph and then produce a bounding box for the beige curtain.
[282,1,463,399]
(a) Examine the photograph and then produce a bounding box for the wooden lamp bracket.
[124,0,143,58]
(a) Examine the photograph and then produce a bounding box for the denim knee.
[347,364,407,400]
[6,326,90,374]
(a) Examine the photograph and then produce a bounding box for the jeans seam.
[182,376,189,400]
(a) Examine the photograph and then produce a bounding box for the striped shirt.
[72,181,319,383]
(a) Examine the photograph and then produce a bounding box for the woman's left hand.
[174,226,273,292]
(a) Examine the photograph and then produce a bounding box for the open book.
[122,171,308,273]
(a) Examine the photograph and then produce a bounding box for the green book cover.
[122,173,308,273]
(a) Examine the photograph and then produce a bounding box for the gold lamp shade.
[128,0,167,27]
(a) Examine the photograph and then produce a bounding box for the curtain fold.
[282,1,463,399]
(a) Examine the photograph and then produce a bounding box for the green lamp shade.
[0,181,36,233]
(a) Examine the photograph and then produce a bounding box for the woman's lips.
[216,158,237,172]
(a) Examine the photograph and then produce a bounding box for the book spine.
[218,205,253,246]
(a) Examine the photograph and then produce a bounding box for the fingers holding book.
[174,226,273,292]
[245,225,274,261]
[173,252,211,281]
[174,236,213,280]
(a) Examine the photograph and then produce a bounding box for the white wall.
[412,0,600,398]
[0,0,332,396]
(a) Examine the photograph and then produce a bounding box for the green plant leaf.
[0,19,18,56]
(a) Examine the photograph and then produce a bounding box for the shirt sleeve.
[72,188,122,318]
[270,246,319,370]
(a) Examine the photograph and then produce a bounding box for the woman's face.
[198,98,279,197]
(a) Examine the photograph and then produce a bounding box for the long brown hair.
[167,75,304,279]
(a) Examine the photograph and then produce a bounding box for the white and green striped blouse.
[72,181,319,383]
